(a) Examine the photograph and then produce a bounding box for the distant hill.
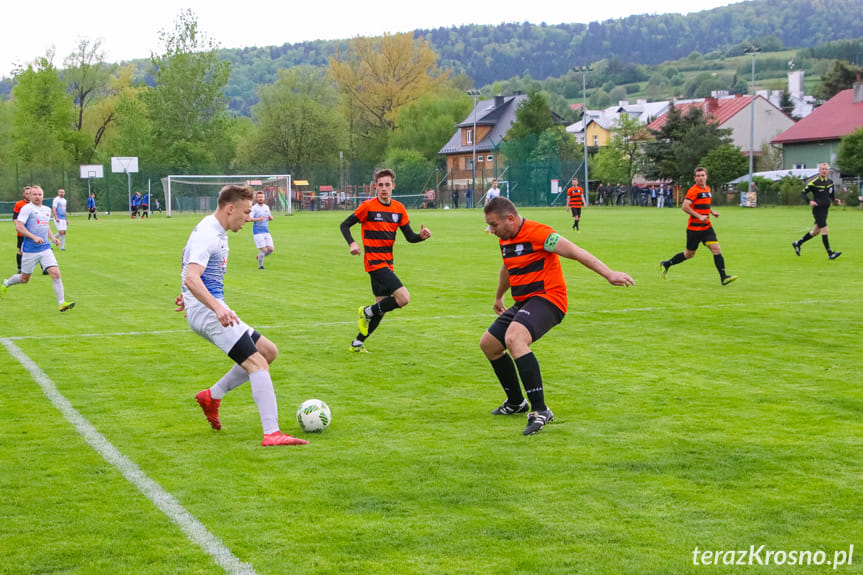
[217,0,863,115]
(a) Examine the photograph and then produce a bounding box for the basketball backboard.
[80,164,104,179]
[111,157,139,173]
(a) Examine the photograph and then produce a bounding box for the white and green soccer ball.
[296,399,331,432]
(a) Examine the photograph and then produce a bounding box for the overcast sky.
[2,0,743,78]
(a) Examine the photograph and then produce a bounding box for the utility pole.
[572,66,592,205]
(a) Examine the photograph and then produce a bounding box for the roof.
[772,88,863,144]
[728,168,818,184]
[567,99,671,135]
[439,94,528,155]
[647,95,762,131]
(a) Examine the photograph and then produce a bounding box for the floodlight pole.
[466,89,481,202]
[572,66,592,206]
[744,46,760,207]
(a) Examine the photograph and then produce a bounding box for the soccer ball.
[296,399,331,432]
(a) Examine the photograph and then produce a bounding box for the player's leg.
[354,270,404,349]
[818,223,840,259]
[707,241,736,285]
[480,306,527,414]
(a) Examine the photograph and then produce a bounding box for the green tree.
[816,60,862,100]
[838,127,863,176]
[700,144,748,187]
[146,10,233,173]
[237,66,349,174]
[643,105,733,187]
[10,55,77,168]
[389,89,472,162]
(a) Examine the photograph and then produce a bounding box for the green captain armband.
[544,233,561,252]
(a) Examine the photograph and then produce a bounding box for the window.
[465,157,474,170]
[593,135,599,146]
[793,163,806,169]
[477,155,484,163]
[487,155,493,162]
[465,128,473,145]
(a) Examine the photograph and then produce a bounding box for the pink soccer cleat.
[195,389,221,430]
[262,431,309,446]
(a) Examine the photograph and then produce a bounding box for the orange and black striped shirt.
[685,184,712,231]
[567,186,584,208]
[499,219,568,313]
[353,197,409,272]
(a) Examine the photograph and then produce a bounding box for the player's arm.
[550,234,634,287]
[681,198,706,221]
[340,213,361,255]
[493,264,510,315]
[183,263,239,327]
[399,222,431,243]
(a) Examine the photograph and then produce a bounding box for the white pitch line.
[1,338,259,575]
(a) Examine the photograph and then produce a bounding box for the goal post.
[161,174,292,217]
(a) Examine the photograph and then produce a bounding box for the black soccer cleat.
[792,241,801,256]
[491,399,529,415]
[829,251,842,260]
[523,408,554,435]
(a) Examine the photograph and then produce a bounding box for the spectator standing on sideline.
[177,184,307,447]
[792,162,842,260]
[1,185,75,311]
[451,188,459,209]
[660,167,738,286]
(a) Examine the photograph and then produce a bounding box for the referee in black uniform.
[792,162,841,260]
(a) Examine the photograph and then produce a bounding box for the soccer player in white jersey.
[175,184,307,447]
[1,186,75,311]
[250,191,274,269]
[52,188,68,250]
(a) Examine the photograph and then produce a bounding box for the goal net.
[160,174,292,217]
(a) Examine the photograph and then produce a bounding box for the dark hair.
[694,166,708,175]
[483,195,518,217]
[217,184,254,208]
[375,168,396,182]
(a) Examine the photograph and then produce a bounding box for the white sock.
[5,274,22,287]
[210,364,248,399]
[257,252,264,266]
[52,278,65,304]
[249,370,279,434]
[60,235,66,249]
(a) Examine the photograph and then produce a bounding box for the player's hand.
[174,295,185,312]
[32,237,44,245]
[349,241,361,256]
[607,271,635,287]
[712,210,720,218]
[420,224,431,240]
[699,214,708,222]
[493,297,507,315]
[215,302,239,327]
[810,200,818,207]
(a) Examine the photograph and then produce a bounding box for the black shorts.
[570,207,581,217]
[686,227,718,252]
[812,206,829,228]
[487,297,565,346]
[369,267,404,298]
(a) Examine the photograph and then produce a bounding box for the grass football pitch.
[1,205,861,574]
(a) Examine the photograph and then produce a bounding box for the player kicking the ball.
[176,184,307,446]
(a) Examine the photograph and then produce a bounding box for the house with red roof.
[647,94,793,158]
[771,84,863,171]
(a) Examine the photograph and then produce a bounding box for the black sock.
[575,220,579,230]
[357,315,383,342]
[16,253,21,272]
[822,235,831,253]
[713,253,728,279]
[667,252,686,267]
[490,354,523,405]
[798,232,814,245]
[368,296,399,317]
[515,352,546,412]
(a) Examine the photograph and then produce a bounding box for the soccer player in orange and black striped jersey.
[481,197,634,435]
[566,177,584,231]
[660,167,738,286]
[340,168,432,352]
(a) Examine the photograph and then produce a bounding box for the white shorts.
[184,297,254,355]
[21,250,58,275]
[55,220,67,232]
[253,233,274,249]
